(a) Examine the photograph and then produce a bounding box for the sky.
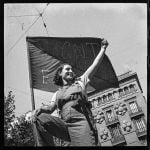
[4,3,147,117]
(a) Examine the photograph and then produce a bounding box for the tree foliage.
[4,91,35,146]
[4,91,67,146]
[4,91,15,146]
[10,115,35,146]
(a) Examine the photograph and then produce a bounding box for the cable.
[41,3,50,14]
[41,15,49,36]
[34,3,50,36]
[6,15,41,56]
[7,6,23,30]
[33,3,49,16]
[33,5,41,14]
[7,14,39,17]
[7,3,50,56]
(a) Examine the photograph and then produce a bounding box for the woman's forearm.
[41,103,57,114]
[84,39,108,79]
[92,47,106,69]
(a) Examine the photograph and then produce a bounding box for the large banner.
[26,36,119,93]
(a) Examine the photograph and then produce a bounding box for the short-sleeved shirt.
[50,74,90,110]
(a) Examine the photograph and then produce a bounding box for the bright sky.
[4,3,147,117]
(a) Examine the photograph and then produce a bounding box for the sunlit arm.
[84,39,108,80]
[41,102,57,114]
[31,100,57,122]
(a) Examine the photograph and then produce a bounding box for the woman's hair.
[53,63,77,86]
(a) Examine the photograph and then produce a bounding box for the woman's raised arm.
[83,39,108,80]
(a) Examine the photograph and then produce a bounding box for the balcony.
[135,128,147,137]
[105,116,119,126]
[111,134,126,146]
[129,107,144,118]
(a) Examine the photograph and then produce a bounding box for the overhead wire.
[34,3,50,36]
[41,3,50,14]
[41,15,49,36]
[6,15,41,56]
[7,6,23,30]
[6,3,50,56]
[7,14,39,17]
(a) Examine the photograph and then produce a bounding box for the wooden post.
[26,40,35,110]
[26,39,38,146]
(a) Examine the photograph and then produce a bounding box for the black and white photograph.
[4,3,147,146]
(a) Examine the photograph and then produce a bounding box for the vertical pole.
[26,38,38,146]
[30,88,35,110]
[26,39,35,110]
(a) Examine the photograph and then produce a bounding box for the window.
[113,91,119,99]
[109,124,126,145]
[103,95,107,103]
[134,117,146,133]
[118,89,124,97]
[109,124,122,137]
[129,84,136,93]
[124,87,129,95]
[97,97,102,105]
[129,101,138,113]
[108,124,125,145]
[93,99,98,108]
[108,93,113,101]
[106,110,115,122]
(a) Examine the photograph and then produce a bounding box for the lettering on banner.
[62,42,72,60]
[73,43,86,67]
[73,44,85,58]
[41,69,49,84]
[86,42,99,58]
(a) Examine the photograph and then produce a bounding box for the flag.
[26,36,119,93]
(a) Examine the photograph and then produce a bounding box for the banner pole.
[26,38,40,146]
[26,39,35,110]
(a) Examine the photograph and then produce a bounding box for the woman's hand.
[81,38,109,80]
[31,109,38,123]
[31,106,48,123]
[101,39,109,50]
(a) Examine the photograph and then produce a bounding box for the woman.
[31,38,108,146]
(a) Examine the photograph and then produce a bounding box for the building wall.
[88,71,147,146]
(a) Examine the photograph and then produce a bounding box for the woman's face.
[60,64,74,82]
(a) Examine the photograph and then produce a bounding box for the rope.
[7,14,39,17]
[6,3,50,56]
[6,15,41,56]
[41,15,49,36]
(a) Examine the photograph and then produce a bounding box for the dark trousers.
[33,113,71,146]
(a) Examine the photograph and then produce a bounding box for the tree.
[4,91,35,146]
[4,91,66,146]
[4,91,15,146]
[10,115,35,146]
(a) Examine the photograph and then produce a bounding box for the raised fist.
[101,39,109,49]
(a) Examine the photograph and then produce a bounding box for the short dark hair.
[53,63,76,86]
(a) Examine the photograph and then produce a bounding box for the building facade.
[88,71,147,146]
